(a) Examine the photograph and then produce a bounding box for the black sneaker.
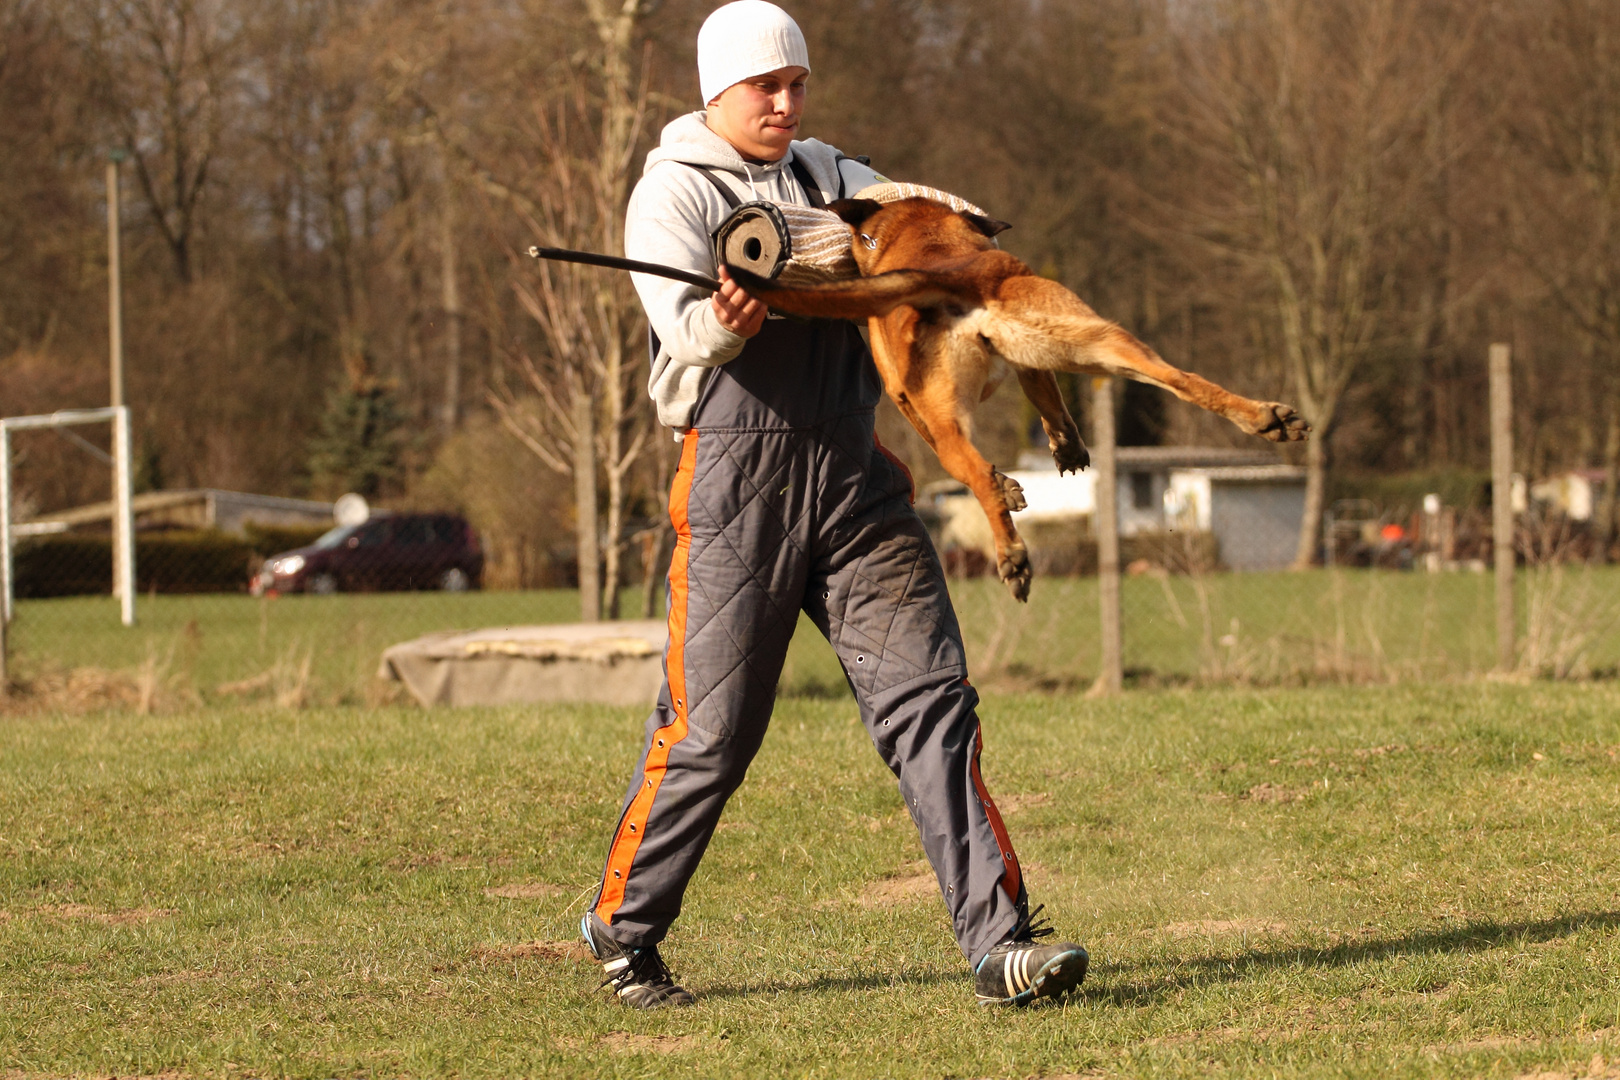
[580,914,696,1010]
[974,905,1089,1006]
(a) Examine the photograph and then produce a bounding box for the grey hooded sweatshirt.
[625,112,884,431]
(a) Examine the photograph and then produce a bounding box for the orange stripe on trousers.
[596,429,700,925]
[970,725,1023,902]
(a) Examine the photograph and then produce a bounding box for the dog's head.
[826,197,1011,274]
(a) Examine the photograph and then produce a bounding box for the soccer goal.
[0,406,136,628]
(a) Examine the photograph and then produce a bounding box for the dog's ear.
[964,212,1013,238]
[828,198,884,229]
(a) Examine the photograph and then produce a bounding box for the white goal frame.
[0,407,135,626]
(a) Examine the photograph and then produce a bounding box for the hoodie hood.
[644,111,847,199]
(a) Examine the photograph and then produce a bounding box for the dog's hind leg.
[989,276,1310,444]
[905,377,1034,602]
[1015,368,1088,473]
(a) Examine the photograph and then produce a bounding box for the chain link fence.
[6,376,1619,709]
[0,414,598,708]
[921,380,1620,689]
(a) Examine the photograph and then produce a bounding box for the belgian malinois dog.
[727,195,1309,601]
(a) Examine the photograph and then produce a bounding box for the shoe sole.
[976,947,1089,1007]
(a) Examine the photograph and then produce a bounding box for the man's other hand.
[712,265,768,338]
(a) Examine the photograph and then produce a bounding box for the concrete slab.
[378,620,666,708]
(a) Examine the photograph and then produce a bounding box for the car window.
[354,521,390,547]
[312,524,357,550]
[394,518,434,546]
[431,517,463,544]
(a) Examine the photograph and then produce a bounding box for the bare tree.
[75,0,241,284]
[1170,0,1466,566]
[468,0,654,621]
[1502,0,1620,559]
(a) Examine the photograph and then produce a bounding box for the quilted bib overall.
[588,304,1033,967]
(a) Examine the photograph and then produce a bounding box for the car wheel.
[439,567,470,592]
[309,573,338,595]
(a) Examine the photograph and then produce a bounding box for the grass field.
[3,682,1619,1078]
[8,565,1620,705]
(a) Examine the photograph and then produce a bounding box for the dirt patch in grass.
[599,1033,702,1055]
[857,863,938,909]
[1160,919,1288,939]
[557,1034,703,1055]
[1515,1055,1620,1080]
[997,792,1052,813]
[1244,782,1307,804]
[472,940,593,963]
[34,904,176,925]
[135,969,220,986]
[483,882,564,900]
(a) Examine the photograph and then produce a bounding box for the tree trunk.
[574,389,601,622]
[439,185,463,436]
[1293,431,1327,569]
[639,527,668,619]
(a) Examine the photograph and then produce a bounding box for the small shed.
[1164,464,1308,570]
[926,447,1306,572]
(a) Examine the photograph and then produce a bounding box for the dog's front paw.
[1253,403,1310,443]
[997,542,1032,603]
[994,470,1027,513]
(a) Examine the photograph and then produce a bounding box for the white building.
[927,447,1307,572]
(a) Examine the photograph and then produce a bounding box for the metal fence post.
[1489,343,1515,672]
[1091,377,1122,694]
[113,406,136,626]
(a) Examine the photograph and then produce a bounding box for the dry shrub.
[214,643,314,708]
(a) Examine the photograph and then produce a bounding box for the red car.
[252,513,483,594]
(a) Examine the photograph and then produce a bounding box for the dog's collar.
[859,232,878,250]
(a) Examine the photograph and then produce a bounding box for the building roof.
[1193,464,1307,483]
[21,489,333,528]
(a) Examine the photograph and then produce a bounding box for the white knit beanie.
[697,1,811,105]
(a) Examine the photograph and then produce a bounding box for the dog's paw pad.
[1255,403,1310,442]
[994,470,1027,512]
[997,546,1032,602]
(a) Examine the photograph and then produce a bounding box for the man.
[580,0,1089,1009]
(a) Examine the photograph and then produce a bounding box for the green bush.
[13,531,261,597]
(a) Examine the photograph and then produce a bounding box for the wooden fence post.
[1489,343,1516,673]
[1091,377,1123,695]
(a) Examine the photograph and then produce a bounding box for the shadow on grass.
[697,966,960,1001]
[1088,909,1620,1008]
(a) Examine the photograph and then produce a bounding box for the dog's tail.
[725,265,962,320]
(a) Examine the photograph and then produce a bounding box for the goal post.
[1,406,136,627]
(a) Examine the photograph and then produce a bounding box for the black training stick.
[526,246,722,293]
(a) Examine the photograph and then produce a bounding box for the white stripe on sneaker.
[604,957,629,973]
[1004,952,1017,998]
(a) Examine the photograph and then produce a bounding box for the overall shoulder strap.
[787,156,826,209]
[688,164,742,209]
[648,163,736,365]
